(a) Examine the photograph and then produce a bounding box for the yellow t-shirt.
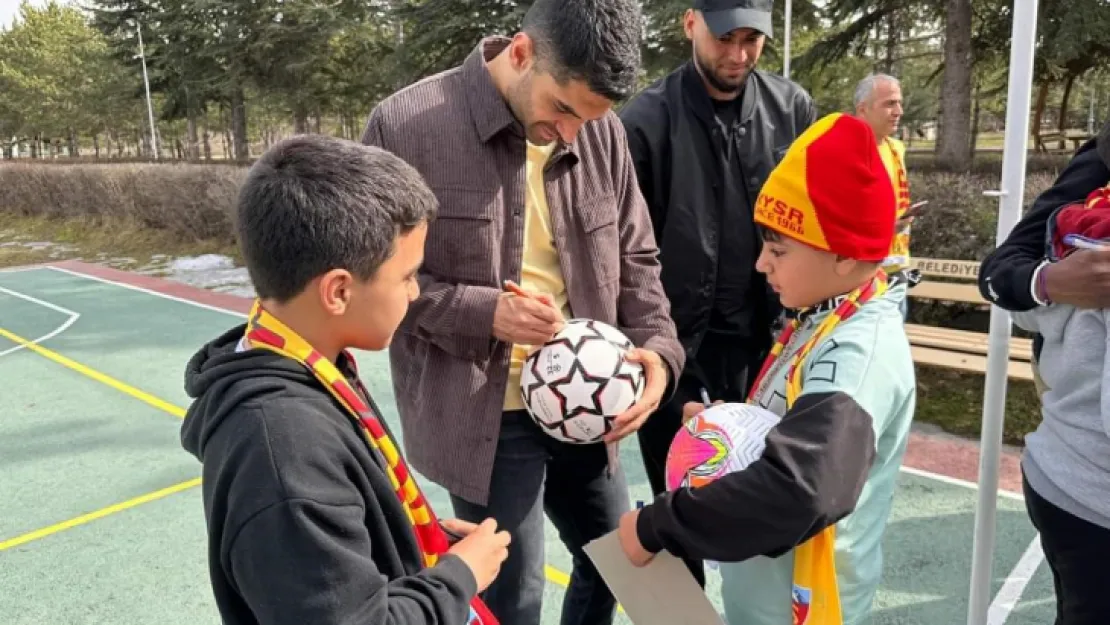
[878,137,911,273]
[504,141,572,410]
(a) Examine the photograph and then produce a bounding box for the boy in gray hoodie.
[1012,186,1110,625]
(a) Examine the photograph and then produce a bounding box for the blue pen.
[1064,234,1110,250]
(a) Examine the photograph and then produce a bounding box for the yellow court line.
[0,326,185,419]
[0,478,202,552]
[1,323,588,595]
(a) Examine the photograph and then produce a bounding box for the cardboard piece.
[583,530,726,625]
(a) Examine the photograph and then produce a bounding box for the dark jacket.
[619,62,817,360]
[979,129,1110,312]
[180,325,477,625]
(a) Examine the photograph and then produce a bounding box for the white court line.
[0,285,81,357]
[47,265,1032,497]
[0,264,48,274]
[900,465,1025,501]
[48,265,246,319]
[987,534,1045,625]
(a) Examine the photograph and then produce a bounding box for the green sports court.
[0,260,1057,625]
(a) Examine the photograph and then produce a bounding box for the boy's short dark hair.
[236,134,437,302]
[521,0,643,102]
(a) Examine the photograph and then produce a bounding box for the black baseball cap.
[693,0,774,38]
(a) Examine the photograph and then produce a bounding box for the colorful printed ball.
[664,402,783,490]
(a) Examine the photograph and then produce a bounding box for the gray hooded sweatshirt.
[1014,304,1110,529]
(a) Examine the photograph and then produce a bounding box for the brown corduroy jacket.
[361,37,683,506]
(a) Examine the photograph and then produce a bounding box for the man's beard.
[694,49,749,95]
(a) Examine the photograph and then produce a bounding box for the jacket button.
[738,127,747,137]
[750,176,760,187]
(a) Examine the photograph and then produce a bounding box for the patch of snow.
[161,253,255,298]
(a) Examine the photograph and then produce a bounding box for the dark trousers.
[1023,474,1110,625]
[635,331,765,587]
[451,410,630,625]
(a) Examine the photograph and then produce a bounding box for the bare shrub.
[0,162,245,241]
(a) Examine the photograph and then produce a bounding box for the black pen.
[440,523,465,545]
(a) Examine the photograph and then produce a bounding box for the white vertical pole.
[137,22,158,160]
[966,0,1039,623]
[783,0,792,79]
[1089,83,1096,136]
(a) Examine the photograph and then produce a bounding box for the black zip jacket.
[180,324,477,625]
[635,391,876,562]
[619,62,816,358]
[979,128,1110,312]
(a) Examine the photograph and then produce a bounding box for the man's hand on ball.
[617,509,654,567]
[492,291,564,345]
[604,348,667,443]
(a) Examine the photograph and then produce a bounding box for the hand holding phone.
[903,200,929,219]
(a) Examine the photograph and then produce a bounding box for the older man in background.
[854,73,920,313]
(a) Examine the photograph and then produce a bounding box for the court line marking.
[48,265,246,319]
[0,310,579,589]
[0,285,80,357]
[0,478,202,552]
[28,263,1036,606]
[0,325,186,418]
[0,265,47,274]
[40,265,1033,499]
[987,535,1045,625]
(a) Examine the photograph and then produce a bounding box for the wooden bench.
[1035,130,1093,153]
[902,257,1034,380]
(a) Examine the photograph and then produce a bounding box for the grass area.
[0,214,1040,447]
[0,214,239,270]
[915,365,1040,447]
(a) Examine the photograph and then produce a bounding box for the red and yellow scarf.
[243,300,497,625]
[747,272,888,625]
[881,138,912,274]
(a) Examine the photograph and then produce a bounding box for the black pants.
[1023,474,1110,625]
[451,410,629,625]
[635,332,765,587]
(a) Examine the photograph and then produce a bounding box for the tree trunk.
[936,0,973,171]
[231,87,249,160]
[187,113,200,159]
[883,11,898,74]
[67,128,79,157]
[93,133,100,158]
[293,102,309,135]
[969,86,981,157]
[1032,80,1051,150]
[1058,72,1077,138]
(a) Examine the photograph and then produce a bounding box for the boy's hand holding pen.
[682,387,723,424]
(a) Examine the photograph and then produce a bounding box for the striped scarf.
[242,300,497,625]
[747,272,888,625]
[881,138,912,274]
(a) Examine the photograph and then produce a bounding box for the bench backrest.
[911,257,980,281]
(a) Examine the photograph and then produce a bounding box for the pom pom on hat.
[754,113,896,261]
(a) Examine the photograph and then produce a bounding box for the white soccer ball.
[520,319,645,444]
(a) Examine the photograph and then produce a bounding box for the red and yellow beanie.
[754,113,896,261]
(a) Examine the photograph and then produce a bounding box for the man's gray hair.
[854,73,901,109]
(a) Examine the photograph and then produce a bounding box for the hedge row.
[0,162,245,241]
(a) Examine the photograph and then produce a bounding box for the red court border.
[43,260,1026,494]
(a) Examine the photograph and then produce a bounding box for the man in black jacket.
[618,0,816,586]
[979,122,1110,336]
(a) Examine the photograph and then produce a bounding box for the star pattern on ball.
[546,319,603,353]
[550,362,606,418]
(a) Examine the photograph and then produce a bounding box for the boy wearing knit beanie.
[617,114,917,625]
